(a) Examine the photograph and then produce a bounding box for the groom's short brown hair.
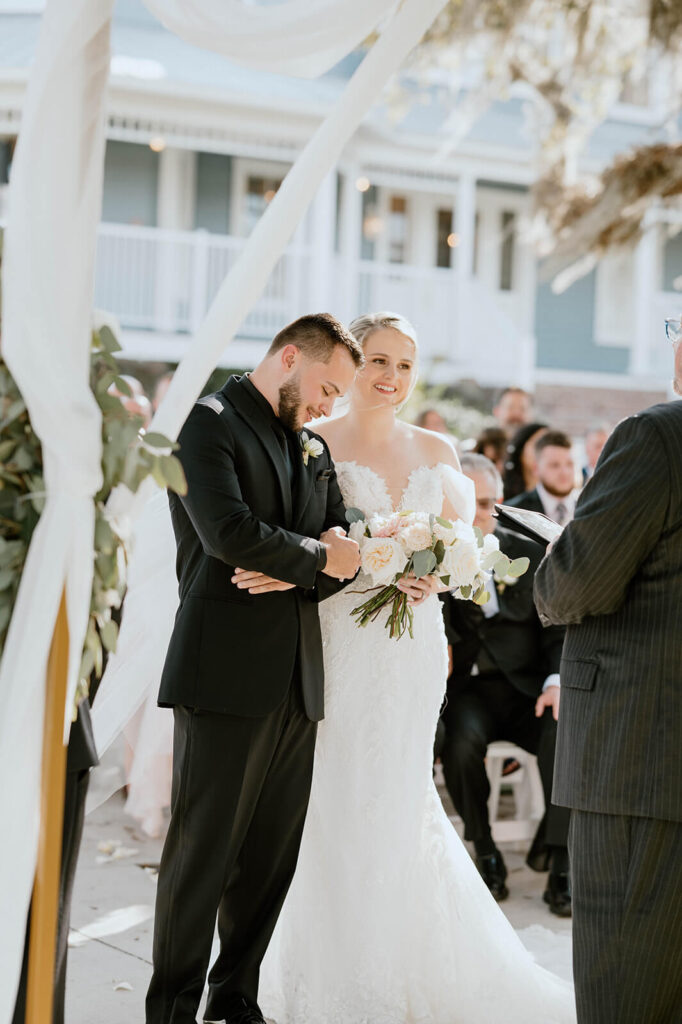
[267,313,364,368]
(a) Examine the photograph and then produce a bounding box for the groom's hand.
[232,568,296,594]
[320,526,360,581]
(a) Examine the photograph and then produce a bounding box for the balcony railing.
[91,222,533,383]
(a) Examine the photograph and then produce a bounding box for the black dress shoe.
[210,996,266,1024]
[476,851,509,901]
[544,872,572,918]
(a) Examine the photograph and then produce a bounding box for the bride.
[232,312,576,1024]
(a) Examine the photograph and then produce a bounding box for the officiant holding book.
[534,321,682,1024]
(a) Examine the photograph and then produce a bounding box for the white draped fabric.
[0,0,448,1017]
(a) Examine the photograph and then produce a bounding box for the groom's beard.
[278,376,302,431]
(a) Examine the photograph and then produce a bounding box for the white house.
[1,0,680,427]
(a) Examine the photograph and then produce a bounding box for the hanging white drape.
[0,0,448,1018]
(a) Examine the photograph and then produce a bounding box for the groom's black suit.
[147,375,348,1024]
[535,401,682,1024]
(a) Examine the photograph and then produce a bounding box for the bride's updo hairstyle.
[348,311,419,412]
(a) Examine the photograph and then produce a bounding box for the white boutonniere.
[494,572,520,595]
[300,431,324,466]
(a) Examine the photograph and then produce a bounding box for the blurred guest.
[582,424,609,483]
[474,426,507,475]
[438,454,570,914]
[508,430,578,525]
[502,421,548,501]
[109,375,153,428]
[493,386,533,434]
[153,370,174,412]
[415,407,449,433]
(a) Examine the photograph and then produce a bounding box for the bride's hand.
[396,573,440,606]
[232,568,296,594]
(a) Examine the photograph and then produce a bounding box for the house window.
[499,210,516,290]
[436,208,454,268]
[244,175,282,234]
[388,195,409,264]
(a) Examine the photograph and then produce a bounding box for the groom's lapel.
[221,376,293,525]
[291,433,316,528]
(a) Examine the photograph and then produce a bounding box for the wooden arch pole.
[25,589,70,1024]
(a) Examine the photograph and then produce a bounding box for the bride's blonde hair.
[348,312,419,412]
[348,311,419,352]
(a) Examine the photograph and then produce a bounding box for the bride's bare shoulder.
[405,423,461,470]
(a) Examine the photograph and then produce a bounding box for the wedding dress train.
[259,460,575,1024]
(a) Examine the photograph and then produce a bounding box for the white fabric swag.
[0,0,448,1019]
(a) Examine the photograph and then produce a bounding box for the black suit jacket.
[442,526,565,709]
[507,487,545,515]
[535,401,682,822]
[158,376,347,722]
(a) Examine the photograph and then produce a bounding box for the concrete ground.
[66,781,572,1024]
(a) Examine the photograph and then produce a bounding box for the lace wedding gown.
[259,461,575,1024]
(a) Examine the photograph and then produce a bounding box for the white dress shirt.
[536,482,579,525]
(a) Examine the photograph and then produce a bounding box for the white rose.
[433,519,456,543]
[441,539,481,588]
[348,519,367,544]
[482,533,500,556]
[398,520,433,555]
[360,536,406,586]
[452,519,477,546]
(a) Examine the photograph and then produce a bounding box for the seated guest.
[508,429,578,525]
[439,454,571,916]
[415,407,449,434]
[501,421,548,501]
[582,423,609,483]
[474,426,507,475]
[492,386,533,435]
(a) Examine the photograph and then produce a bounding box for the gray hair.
[460,452,503,498]
[348,311,419,351]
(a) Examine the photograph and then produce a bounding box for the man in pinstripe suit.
[534,331,682,1024]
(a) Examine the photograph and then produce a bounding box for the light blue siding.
[534,271,629,374]
[102,141,159,226]
[194,153,232,234]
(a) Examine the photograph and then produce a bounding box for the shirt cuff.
[316,541,327,572]
[542,673,561,691]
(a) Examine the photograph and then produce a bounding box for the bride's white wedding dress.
[259,460,575,1024]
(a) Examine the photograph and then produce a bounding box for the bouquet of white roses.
[345,507,529,640]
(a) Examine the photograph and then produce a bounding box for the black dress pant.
[12,768,90,1024]
[570,811,682,1024]
[439,674,569,852]
[146,674,317,1024]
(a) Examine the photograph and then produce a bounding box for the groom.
[146,313,363,1024]
[534,328,682,1023]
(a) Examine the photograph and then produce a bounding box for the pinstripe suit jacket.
[534,401,682,823]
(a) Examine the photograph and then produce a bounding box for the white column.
[454,172,476,365]
[156,146,196,230]
[307,170,338,312]
[155,147,197,332]
[338,163,364,322]
[631,218,659,376]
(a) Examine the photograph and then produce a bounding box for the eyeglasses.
[665,318,682,346]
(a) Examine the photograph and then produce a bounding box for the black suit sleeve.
[177,405,325,588]
[307,447,357,603]
[534,413,670,625]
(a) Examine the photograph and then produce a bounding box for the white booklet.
[493,504,564,546]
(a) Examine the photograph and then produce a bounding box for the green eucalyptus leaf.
[345,507,366,524]
[412,548,437,578]
[98,325,122,354]
[99,618,119,653]
[433,539,445,564]
[0,568,14,590]
[508,556,530,578]
[0,439,16,461]
[143,431,178,450]
[459,585,471,599]
[436,515,453,529]
[79,647,95,681]
[160,455,187,495]
[440,574,451,587]
[473,525,484,548]
[94,516,115,554]
[474,588,491,605]
[112,375,133,398]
